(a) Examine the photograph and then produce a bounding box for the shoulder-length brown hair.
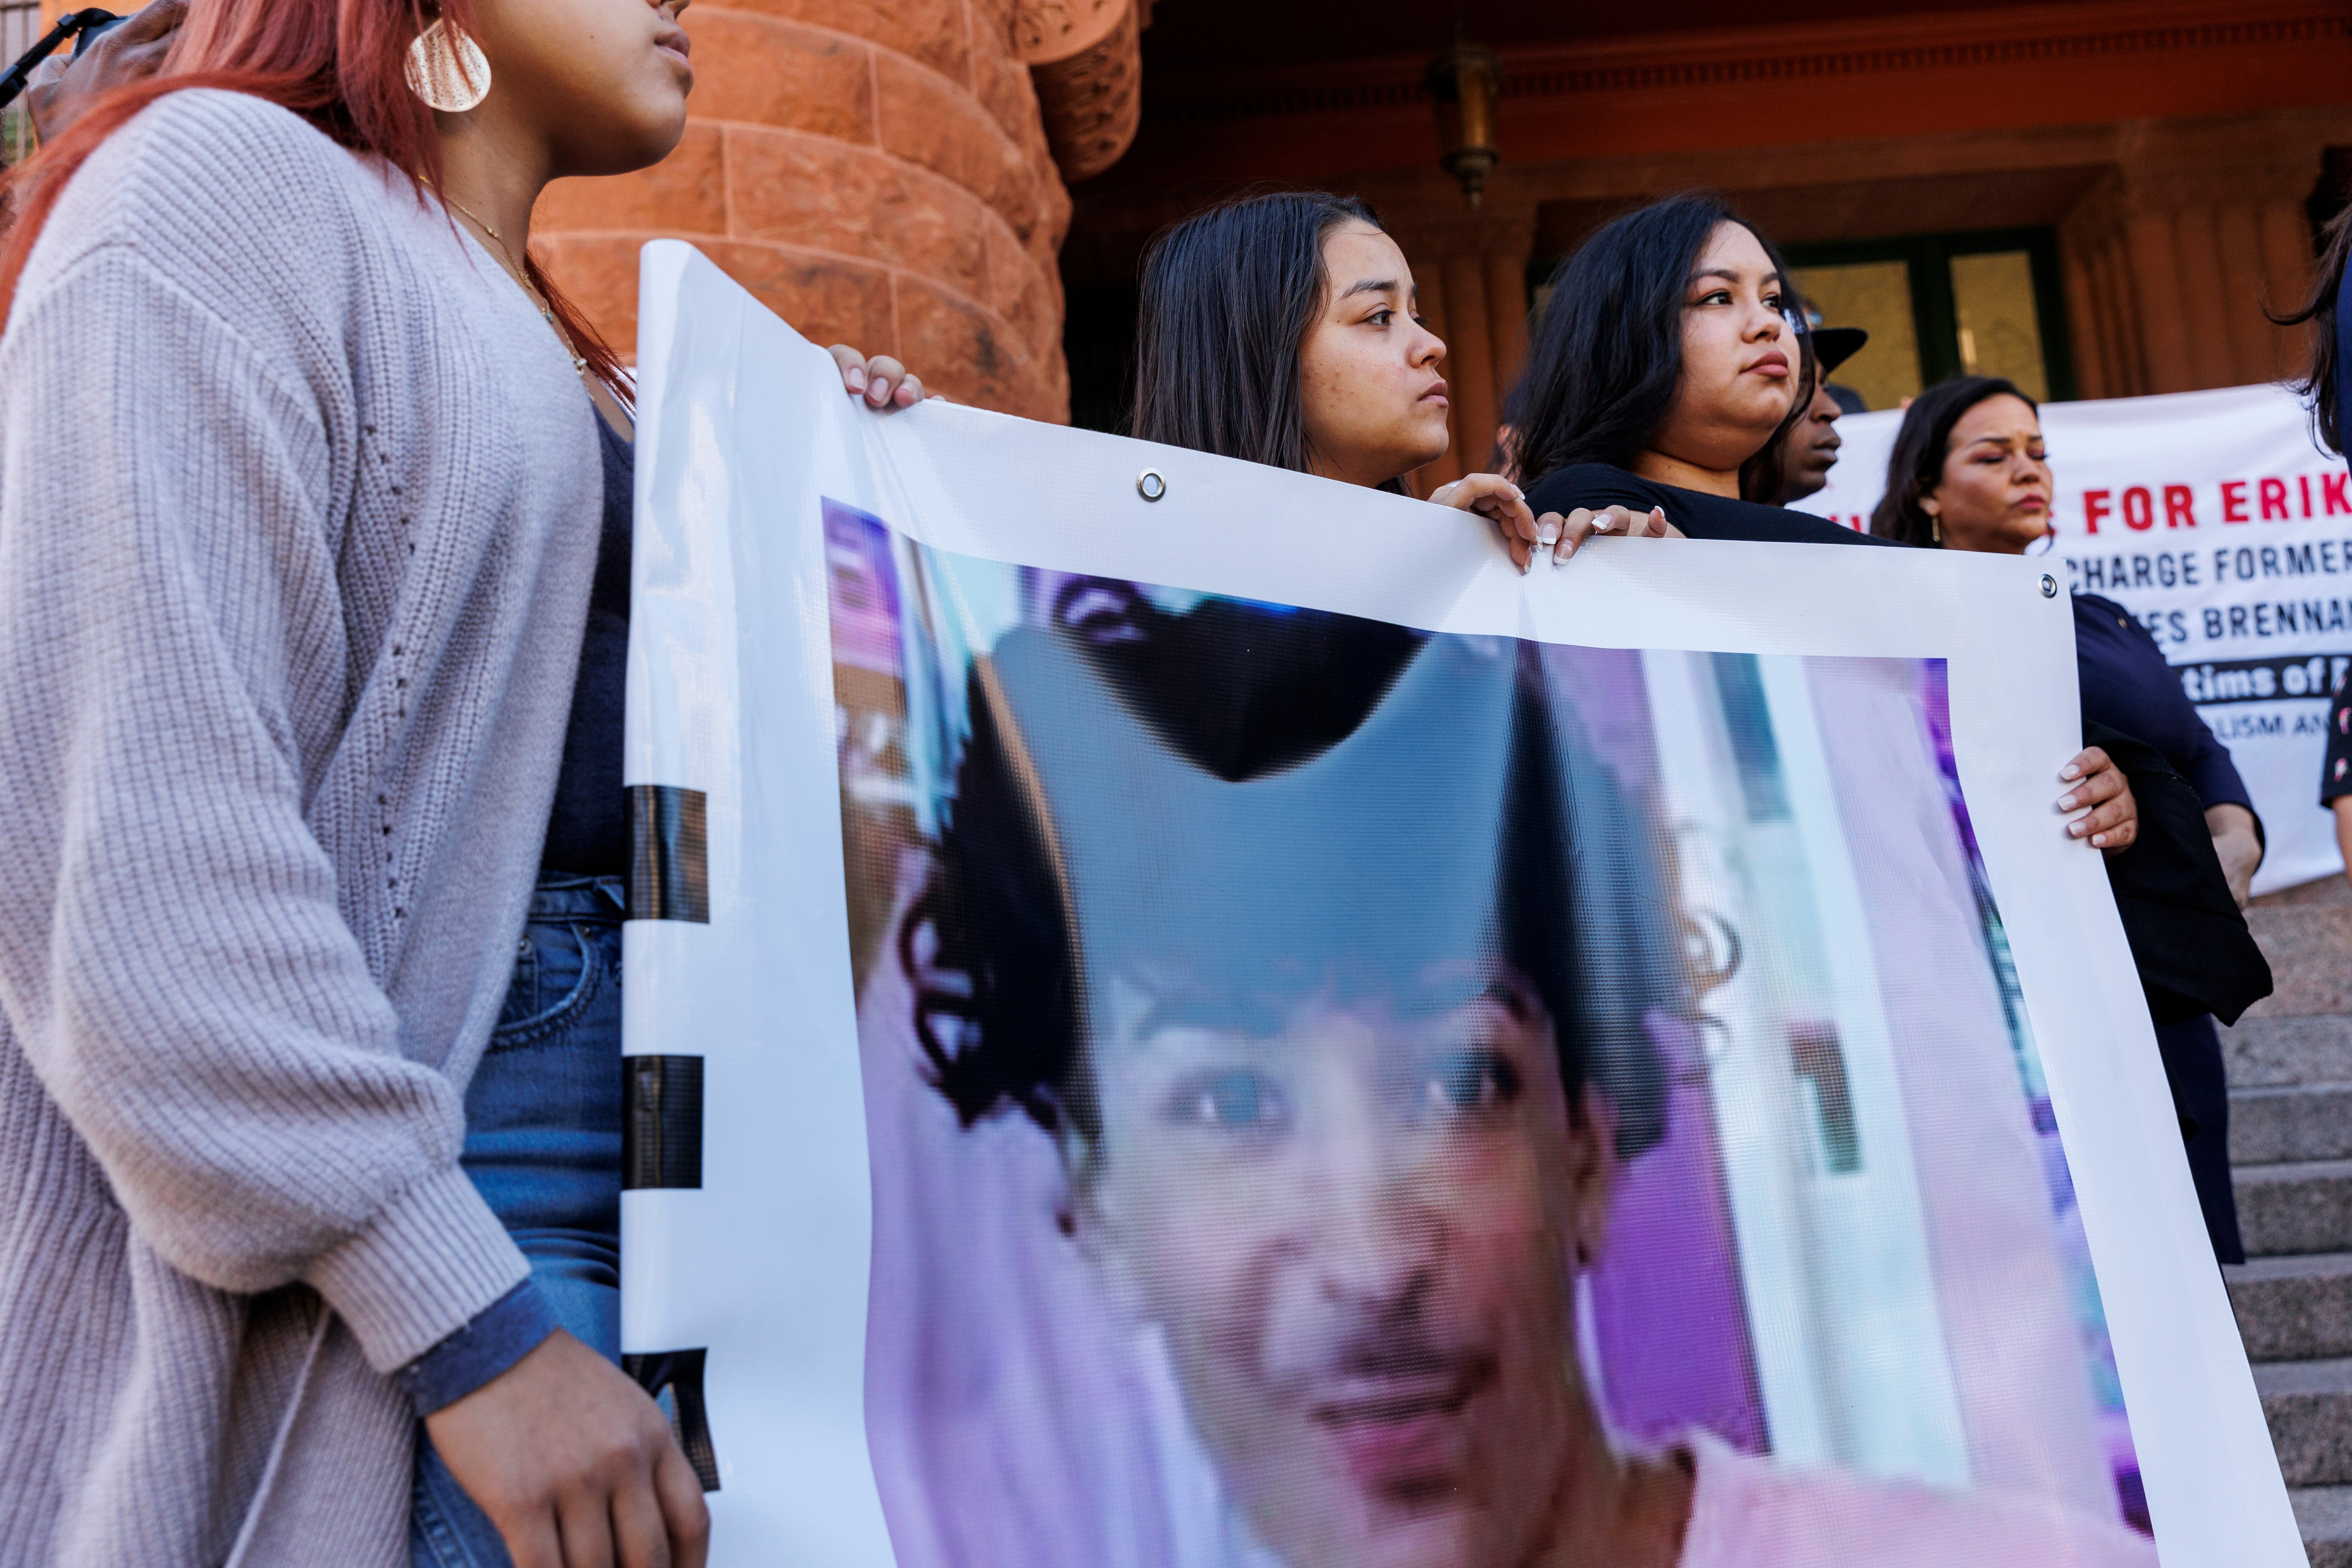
[1130,189,1407,495]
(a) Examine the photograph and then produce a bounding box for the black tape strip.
[623,1054,704,1190]
[628,784,709,922]
[625,1348,721,1492]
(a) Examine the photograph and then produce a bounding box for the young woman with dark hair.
[1506,194,1872,546]
[1503,195,2135,861]
[2273,202,2352,470]
[1874,376,2270,1266]
[0,2,920,1564]
[2269,208,2352,890]
[1132,190,1675,570]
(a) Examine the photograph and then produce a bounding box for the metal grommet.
[2040,573,2058,598]
[1137,469,1167,502]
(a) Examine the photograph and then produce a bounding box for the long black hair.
[1869,375,2037,547]
[1503,193,1810,493]
[2274,205,2352,457]
[1130,190,1409,495]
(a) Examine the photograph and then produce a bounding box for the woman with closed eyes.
[1874,375,2269,1266]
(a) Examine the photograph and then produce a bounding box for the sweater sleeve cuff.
[305,1163,530,1372]
[397,1279,560,1417]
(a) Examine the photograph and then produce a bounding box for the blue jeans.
[411,873,626,1568]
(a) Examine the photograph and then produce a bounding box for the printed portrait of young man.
[892,585,2156,1568]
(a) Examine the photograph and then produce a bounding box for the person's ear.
[1565,1083,1621,1273]
[1058,1130,1155,1321]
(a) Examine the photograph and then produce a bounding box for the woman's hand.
[1534,503,1681,568]
[2058,747,2137,855]
[1430,473,1535,556]
[25,0,184,143]
[2206,802,2262,909]
[426,1329,710,1568]
[827,345,928,409]
[1429,474,1681,570]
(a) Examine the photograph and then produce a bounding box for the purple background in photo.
[1542,647,1769,1455]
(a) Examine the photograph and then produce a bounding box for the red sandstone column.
[2213,204,2277,386]
[2125,213,2197,395]
[1485,248,1530,411]
[2169,205,2238,390]
[2092,242,2146,397]
[2260,200,2318,382]
[1442,254,1497,475]
[531,0,1075,421]
[2060,245,2106,401]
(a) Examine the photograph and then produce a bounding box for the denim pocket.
[490,922,602,1045]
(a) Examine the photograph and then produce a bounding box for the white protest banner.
[620,242,2299,1568]
[1796,383,2346,893]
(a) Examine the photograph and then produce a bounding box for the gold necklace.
[428,183,591,378]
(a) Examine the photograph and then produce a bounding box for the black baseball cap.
[1815,326,1868,375]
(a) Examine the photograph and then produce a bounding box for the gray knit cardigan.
[0,92,604,1565]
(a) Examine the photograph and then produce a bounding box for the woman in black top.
[1506,195,1888,548]
[1875,376,2269,1263]
[1501,194,2135,856]
[2274,199,2352,884]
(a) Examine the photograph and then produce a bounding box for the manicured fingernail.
[1537,521,1560,549]
[1651,507,1667,532]
[1594,513,1615,532]
[2092,833,2108,847]
[845,367,866,391]
[2058,793,2077,810]
[1519,548,1532,576]
[2060,764,2081,780]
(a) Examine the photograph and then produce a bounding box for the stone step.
[2302,1485,2352,1568]
[2231,1252,2352,1361]
[2224,1015,2352,1091]
[2258,1357,2352,1486]
[2245,904,2352,1018]
[2239,1160,2352,1258]
[2236,1084,2352,1165]
[2254,876,2352,910]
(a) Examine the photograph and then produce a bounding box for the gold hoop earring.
[405,20,491,113]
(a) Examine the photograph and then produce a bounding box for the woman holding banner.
[1871,375,2271,1265]
[1128,190,1678,572]
[1504,196,1883,549]
[0,1,924,1564]
[2276,205,2352,888]
[1498,195,2138,857]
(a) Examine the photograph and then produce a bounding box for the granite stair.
[2224,876,2352,1565]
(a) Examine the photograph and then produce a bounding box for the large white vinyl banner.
[621,242,2299,1568]
[1796,383,2348,893]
